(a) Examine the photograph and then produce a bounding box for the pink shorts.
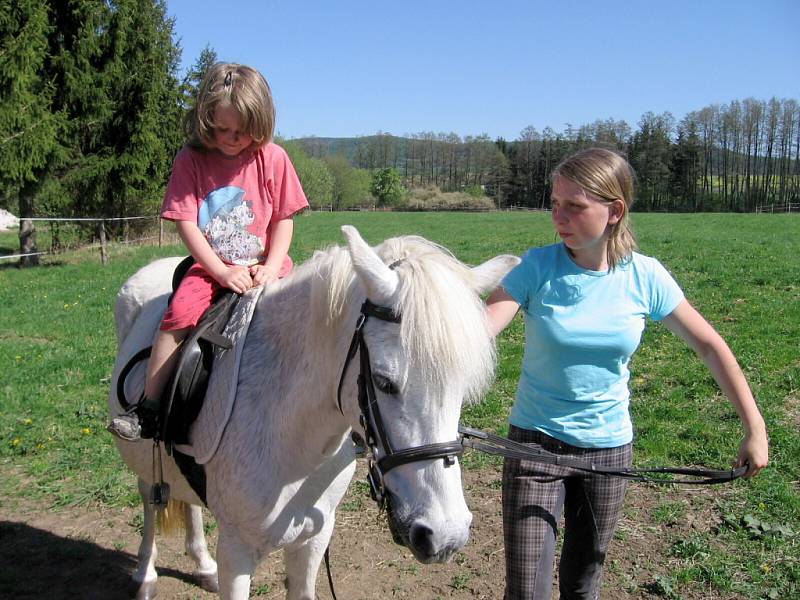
[160,264,222,331]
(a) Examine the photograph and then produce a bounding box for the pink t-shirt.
[161,143,309,271]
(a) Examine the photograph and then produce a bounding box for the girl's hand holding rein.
[175,219,253,294]
[738,430,769,478]
[214,264,253,294]
[661,299,768,478]
[249,263,279,287]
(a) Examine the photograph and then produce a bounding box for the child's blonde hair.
[551,147,638,269]
[184,62,275,151]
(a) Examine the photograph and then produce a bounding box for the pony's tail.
[157,498,187,536]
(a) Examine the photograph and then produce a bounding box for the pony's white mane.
[308,235,496,403]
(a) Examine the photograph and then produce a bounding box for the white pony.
[109,225,519,600]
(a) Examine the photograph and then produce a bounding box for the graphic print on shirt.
[198,186,264,265]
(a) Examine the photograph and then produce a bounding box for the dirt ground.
[0,462,747,600]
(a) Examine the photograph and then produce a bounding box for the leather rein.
[336,299,747,504]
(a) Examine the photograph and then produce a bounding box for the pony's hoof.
[135,580,158,600]
[196,571,219,593]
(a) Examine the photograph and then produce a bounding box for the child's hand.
[250,264,279,287]
[216,265,253,294]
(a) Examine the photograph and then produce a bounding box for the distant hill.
[289,136,367,161]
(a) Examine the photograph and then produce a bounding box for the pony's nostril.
[409,523,436,558]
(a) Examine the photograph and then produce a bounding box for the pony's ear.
[342,225,399,303]
[470,255,521,295]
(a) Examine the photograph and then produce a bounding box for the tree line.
[2,3,797,264]
[298,98,800,212]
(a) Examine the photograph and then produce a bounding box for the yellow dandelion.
[23,418,32,426]
[11,438,20,447]
[761,563,771,574]
[81,427,92,435]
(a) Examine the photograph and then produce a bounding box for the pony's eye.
[373,374,399,395]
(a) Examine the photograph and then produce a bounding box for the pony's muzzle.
[409,520,470,563]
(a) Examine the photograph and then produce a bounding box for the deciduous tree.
[370,168,405,207]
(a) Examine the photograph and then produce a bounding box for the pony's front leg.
[132,478,159,600]
[284,519,336,600]
[217,529,255,600]
[184,503,219,592]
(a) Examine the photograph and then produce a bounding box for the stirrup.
[108,397,160,442]
[107,411,142,442]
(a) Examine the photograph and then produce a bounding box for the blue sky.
[165,0,800,141]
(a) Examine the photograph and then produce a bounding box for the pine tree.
[1,0,183,263]
[181,45,217,109]
[67,0,183,226]
[0,1,64,265]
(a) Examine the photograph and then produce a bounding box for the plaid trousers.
[502,425,632,600]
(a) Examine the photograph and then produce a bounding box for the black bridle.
[337,299,465,506]
[336,298,747,506]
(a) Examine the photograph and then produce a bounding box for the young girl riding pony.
[109,62,308,441]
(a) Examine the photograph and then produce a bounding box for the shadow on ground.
[0,520,191,599]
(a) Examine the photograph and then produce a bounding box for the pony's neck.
[230,266,354,467]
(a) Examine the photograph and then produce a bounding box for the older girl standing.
[486,148,768,599]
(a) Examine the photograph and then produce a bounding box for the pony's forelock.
[308,235,495,404]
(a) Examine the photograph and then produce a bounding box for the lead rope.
[458,426,748,484]
[324,545,338,600]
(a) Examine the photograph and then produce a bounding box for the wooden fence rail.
[754,203,800,213]
[1,215,162,265]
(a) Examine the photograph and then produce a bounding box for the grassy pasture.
[1,211,798,597]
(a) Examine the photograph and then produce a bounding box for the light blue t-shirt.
[502,243,684,448]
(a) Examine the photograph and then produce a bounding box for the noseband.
[337,299,464,506]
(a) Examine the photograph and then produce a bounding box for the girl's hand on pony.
[250,264,279,287]
[216,264,253,294]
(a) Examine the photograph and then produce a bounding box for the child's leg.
[148,263,220,400]
[109,265,218,442]
[145,327,191,401]
[109,327,193,442]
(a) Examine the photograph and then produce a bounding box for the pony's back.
[114,256,184,343]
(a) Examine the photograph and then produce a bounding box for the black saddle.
[116,257,242,503]
[161,279,240,448]
[117,257,242,446]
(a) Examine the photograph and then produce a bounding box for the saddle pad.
[173,285,264,463]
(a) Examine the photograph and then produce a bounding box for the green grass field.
[1,211,798,597]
